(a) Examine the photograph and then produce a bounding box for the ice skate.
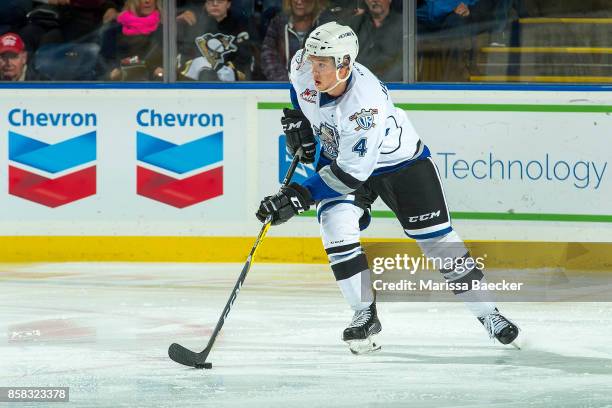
[342,301,382,355]
[478,309,520,348]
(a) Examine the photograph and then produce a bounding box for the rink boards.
[0,85,610,264]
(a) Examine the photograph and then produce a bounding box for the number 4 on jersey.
[352,138,367,157]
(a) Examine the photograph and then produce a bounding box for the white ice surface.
[1,263,611,408]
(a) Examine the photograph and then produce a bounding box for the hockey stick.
[168,152,302,369]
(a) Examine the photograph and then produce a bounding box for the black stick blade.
[168,343,209,368]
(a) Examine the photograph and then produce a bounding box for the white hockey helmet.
[304,22,359,71]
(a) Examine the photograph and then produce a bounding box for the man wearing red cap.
[0,32,32,81]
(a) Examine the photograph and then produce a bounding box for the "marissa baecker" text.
[373,279,524,292]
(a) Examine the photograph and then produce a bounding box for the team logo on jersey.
[349,108,378,131]
[195,32,247,70]
[300,88,317,103]
[314,122,339,158]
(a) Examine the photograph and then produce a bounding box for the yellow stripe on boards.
[0,236,327,263]
[0,237,609,270]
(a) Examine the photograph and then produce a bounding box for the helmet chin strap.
[320,66,352,94]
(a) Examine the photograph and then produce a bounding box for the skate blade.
[510,341,521,350]
[346,335,381,355]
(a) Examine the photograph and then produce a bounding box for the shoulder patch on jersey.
[349,108,379,131]
[300,88,317,103]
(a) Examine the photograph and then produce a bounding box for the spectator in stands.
[320,0,364,25]
[416,0,476,81]
[20,0,121,52]
[417,0,477,32]
[176,0,202,27]
[102,0,163,81]
[176,0,256,28]
[0,0,33,35]
[349,0,402,81]
[260,0,324,81]
[178,0,254,81]
[0,32,36,80]
[251,0,283,42]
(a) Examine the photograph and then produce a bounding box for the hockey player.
[256,21,519,354]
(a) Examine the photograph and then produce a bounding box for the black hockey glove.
[256,182,313,225]
[281,108,316,164]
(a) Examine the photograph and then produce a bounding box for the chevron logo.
[136,131,223,208]
[8,131,97,207]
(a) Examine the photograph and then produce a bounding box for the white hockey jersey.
[289,49,426,200]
